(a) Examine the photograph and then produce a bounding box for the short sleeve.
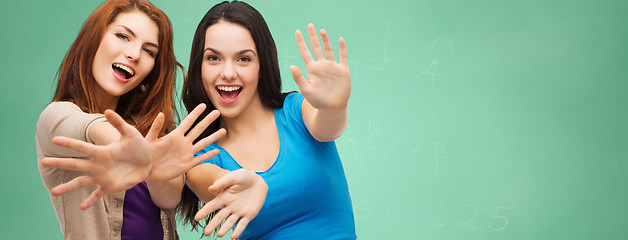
[36,102,106,158]
[195,142,223,166]
[282,93,305,125]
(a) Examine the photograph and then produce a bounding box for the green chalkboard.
[1,0,627,239]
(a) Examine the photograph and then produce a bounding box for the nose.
[124,43,141,61]
[221,62,236,80]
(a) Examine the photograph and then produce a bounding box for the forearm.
[146,176,183,209]
[303,101,349,142]
[88,121,121,145]
[186,163,230,202]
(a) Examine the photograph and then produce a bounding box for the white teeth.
[113,63,135,76]
[217,86,241,92]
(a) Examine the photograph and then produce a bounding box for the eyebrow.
[204,47,257,56]
[118,25,159,49]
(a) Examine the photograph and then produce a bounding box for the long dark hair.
[178,0,290,231]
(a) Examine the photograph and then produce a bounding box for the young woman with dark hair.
[179,1,356,239]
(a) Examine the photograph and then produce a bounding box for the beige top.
[36,102,178,240]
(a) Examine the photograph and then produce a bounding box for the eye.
[142,48,155,57]
[116,33,129,41]
[206,55,220,62]
[237,56,252,62]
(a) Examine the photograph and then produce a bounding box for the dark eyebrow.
[119,25,159,49]
[204,47,257,56]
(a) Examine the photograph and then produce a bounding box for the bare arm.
[186,161,229,202]
[88,121,120,145]
[145,176,184,209]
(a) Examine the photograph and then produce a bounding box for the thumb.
[289,65,309,91]
[104,109,132,137]
[208,169,244,194]
[208,174,232,194]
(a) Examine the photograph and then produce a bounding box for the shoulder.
[38,101,97,126]
[282,92,304,109]
[278,92,304,122]
[36,101,106,146]
[39,101,82,118]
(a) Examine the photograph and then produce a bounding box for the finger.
[145,112,165,141]
[218,214,240,237]
[51,136,97,156]
[320,29,335,61]
[178,104,207,133]
[187,110,220,141]
[339,37,348,66]
[50,175,96,196]
[307,23,324,60]
[41,157,91,172]
[295,29,313,64]
[289,65,309,92]
[192,128,226,153]
[207,170,240,194]
[80,188,105,210]
[205,208,231,236]
[191,149,220,168]
[104,109,134,137]
[195,197,222,221]
[231,217,251,239]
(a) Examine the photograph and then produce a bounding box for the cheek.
[132,61,155,86]
[243,66,260,86]
[201,65,219,94]
[141,59,156,77]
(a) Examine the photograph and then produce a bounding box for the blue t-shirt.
[195,93,356,240]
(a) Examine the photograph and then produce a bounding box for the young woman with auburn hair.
[36,0,266,239]
[53,0,178,136]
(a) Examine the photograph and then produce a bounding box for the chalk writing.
[458,204,479,230]
[422,36,454,84]
[432,141,447,176]
[488,207,514,231]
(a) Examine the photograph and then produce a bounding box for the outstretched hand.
[145,104,226,185]
[40,110,151,210]
[290,23,351,111]
[195,169,268,239]
[40,105,225,210]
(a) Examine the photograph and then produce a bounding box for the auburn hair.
[53,0,182,135]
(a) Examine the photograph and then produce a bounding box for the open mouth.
[112,63,135,80]
[216,85,242,101]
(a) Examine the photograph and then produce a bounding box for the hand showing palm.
[145,104,225,185]
[41,110,152,210]
[41,105,225,210]
[290,23,351,111]
[194,169,268,239]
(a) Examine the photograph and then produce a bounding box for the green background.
[1,0,627,239]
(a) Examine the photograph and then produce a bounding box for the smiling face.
[201,21,261,119]
[91,10,159,110]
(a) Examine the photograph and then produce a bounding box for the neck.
[92,82,120,113]
[94,92,119,113]
[219,98,274,143]
[98,98,119,113]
